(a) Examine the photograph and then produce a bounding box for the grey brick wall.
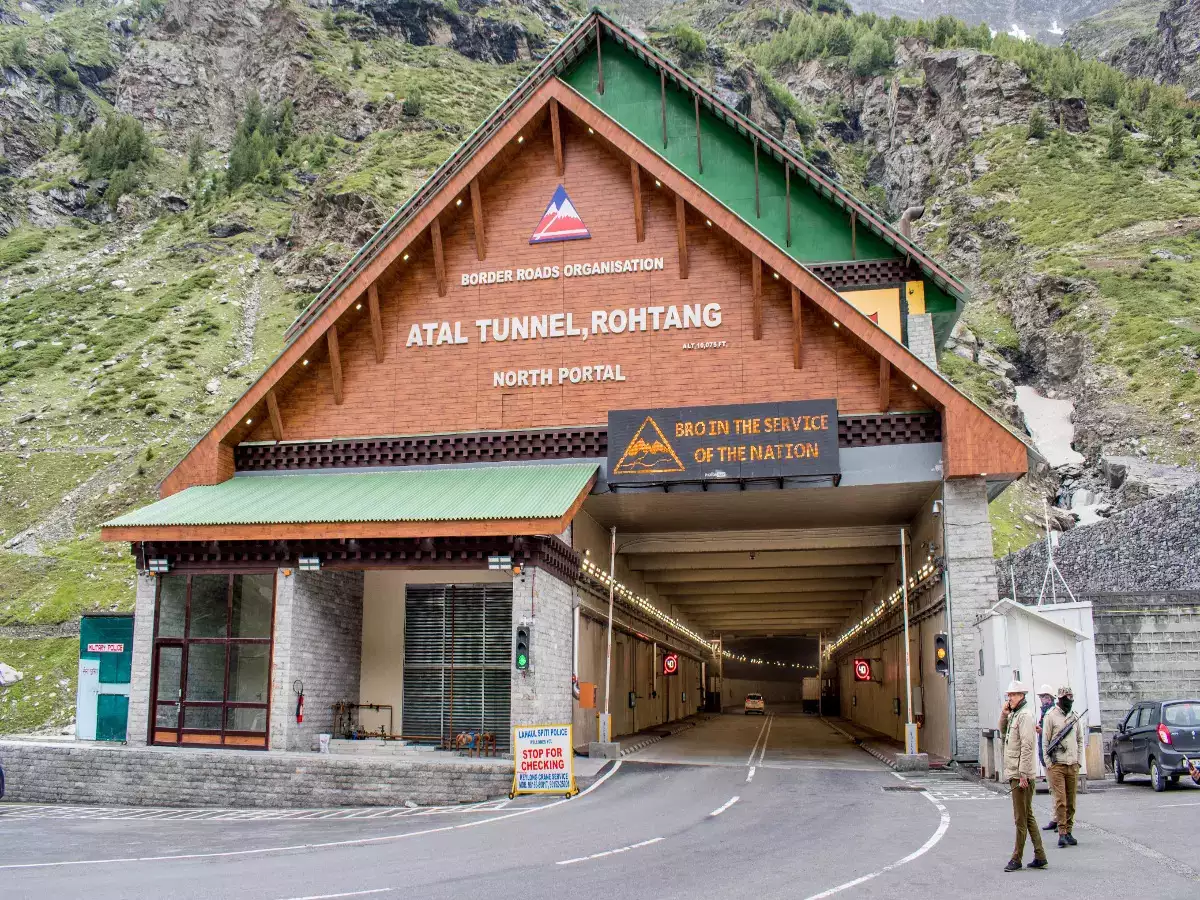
[945,476,999,762]
[270,569,364,751]
[907,314,938,371]
[126,574,158,746]
[511,569,573,728]
[0,740,511,807]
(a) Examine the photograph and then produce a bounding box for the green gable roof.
[104,464,598,528]
[285,11,966,349]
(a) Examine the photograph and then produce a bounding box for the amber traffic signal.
[934,633,949,676]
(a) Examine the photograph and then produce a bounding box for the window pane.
[232,574,274,638]
[189,575,229,638]
[158,576,187,638]
[1164,703,1200,726]
[183,705,222,730]
[156,646,182,700]
[227,707,267,733]
[228,644,270,703]
[155,704,179,729]
[1138,707,1156,728]
[185,644,227,701]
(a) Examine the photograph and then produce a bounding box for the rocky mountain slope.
[2,0,1198,733]
[1067,0,1200,100]
[848,0,1124,44]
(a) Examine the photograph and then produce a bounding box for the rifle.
[1044,708,1088,761]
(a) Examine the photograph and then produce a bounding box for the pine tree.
[1106,119,1125,161]
[1027,107,1047,140]
[350,43,363,70]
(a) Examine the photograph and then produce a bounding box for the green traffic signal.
[517,652,528,668]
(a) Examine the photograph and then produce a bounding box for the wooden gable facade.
[150,13,1026,508]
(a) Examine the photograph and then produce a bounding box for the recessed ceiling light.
[302,359,309,366]
[654,179,661,187]
[517,135,524,143]
[705,219,712,227]
[403,253,409,261]
[833,321,840,328]
[245,418,252,425]
[911,383,918,391]
[456,198,462,206]
[772,272,779,280]
[588,127,594,134]
[355,303,362,310]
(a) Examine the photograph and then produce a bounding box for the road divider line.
[746,714,770,767]
[556,836,663,866]
[709,796,740,817]
[0,762,625,871]
[278,890,394,900]
[746,767,756,783]
[801,791,950,900]
[757,714,774,766]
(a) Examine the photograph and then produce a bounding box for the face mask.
[1059,697,1073,713]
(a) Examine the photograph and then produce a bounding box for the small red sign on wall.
[853,659,873,682]
[87,643,125,653]
[662,653,679,676]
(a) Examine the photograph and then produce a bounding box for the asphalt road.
[1,711,1198,899]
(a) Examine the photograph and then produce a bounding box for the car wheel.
[1151,757,1166,792]
[1114,755,1125,783]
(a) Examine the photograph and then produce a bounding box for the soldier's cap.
[1057,685,1073,698]
[1038,684,1055,697]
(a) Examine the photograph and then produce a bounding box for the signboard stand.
[510,723,578,799]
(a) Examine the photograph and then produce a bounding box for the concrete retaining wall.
[0,741,512,807]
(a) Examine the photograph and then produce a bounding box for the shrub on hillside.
[226,93,296,189]
[1027,107,1047,140]
[670,24,707,63]
[43,51,80,90]
[81,113,153,208]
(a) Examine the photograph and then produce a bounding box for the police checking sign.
[510,724,578,798]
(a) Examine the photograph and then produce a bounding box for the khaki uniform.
[1003,699,1045,861]
[1042,705,1084,835]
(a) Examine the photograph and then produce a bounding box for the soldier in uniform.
[1036,684,1058,833]
[1002,680,1048,872]
[1042,685,1084,847]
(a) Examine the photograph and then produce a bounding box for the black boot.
[1042,820,1058,831]
[1058,835,1067,848]
[1004,858,1022,872]
[1064,833,1077,846]
[1029,857,1049,869]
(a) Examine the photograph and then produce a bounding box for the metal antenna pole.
[601,525,617,743]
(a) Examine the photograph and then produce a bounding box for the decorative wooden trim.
[630,160,644,243]
[266,390,284,441]
[790,286,803,369]
[596,23,604,94]
[785,163,791,247]
[751,256,762,341]
[808,259,923,290]
[232,415,940,474]
[753,139,760,218]
[469,178,486,260]
[694,94,702,174]
[879,358,891,412]
[326,326,343,405]
[367,283,384,363]
[430,217,446,296]
[675,194,688,279]
[660,69,668,149]
[130,535,584,584]
[549,98,564,177]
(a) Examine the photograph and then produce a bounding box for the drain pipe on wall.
[940,478,959,760]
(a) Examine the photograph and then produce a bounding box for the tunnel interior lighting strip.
[825,560,943,658]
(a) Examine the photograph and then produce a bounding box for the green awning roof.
[104,464,598,528]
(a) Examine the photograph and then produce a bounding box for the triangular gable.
[156,15,1026,500]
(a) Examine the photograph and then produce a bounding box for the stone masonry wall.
[0,741,511,807]
[511,568,573,728]
[997,485,1200,736]
[270,569,364,752]
[906,313,938,371]
[945,476,1000,762]
[125,573,158,746]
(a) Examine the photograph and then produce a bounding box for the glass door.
[150,573,275,748]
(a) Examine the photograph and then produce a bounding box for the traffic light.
[934,633,949,676]
[514,624,531,671]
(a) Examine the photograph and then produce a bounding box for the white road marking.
[0,761,624,870]
[746,766,756,783]
[801,790,950,900]
[757,714,774,766]
[1157,801,1200,808]
[709,796,740,817]
[281,891,393,900]
[555,836,663,865]
[746,714,770,766]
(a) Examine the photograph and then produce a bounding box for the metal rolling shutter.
[403,584,512,749]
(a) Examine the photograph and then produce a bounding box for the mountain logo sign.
[530,185,591,244]
[613,417,685,475]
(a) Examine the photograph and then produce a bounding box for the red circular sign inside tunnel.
[853,659,872,682]
[663,653,679,676]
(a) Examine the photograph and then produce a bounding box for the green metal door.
[96,694,129,742]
